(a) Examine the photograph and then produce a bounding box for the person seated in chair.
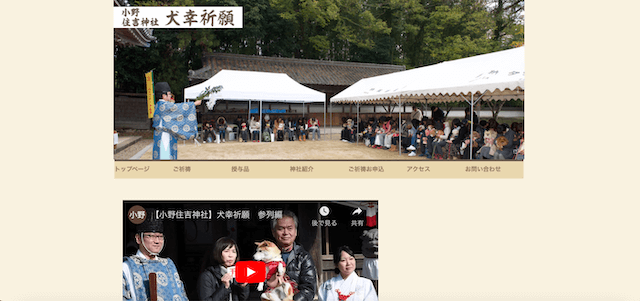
[216,116,227,143]
[308,117,320,140]
[240,119,249,142]
[250,116,260,142]
[203,120,216,143]
[341,119,352,142]
[495,124,515,159]
[297,117,308,141]
[263,114,274,136]
[276,117,285,141]
[285,117,297,141]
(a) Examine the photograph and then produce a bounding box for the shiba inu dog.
[253,241,295,301]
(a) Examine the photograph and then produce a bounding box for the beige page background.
[2,1,640,300]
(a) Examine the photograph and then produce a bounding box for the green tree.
[268,0,392,60]
[423,1,495,63]
[115,0,524,100]
[326,0,391,61]
[114,44,160,93]
[393,0,523,68]
[396,0,438,68]
[114,0,217,99]
[269,0,339,58]
[115,0,275,98]
[489,0,524,48]
[114,28,201,101]
[259,3,298,57]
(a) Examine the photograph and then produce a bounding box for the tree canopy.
[114,0,524,98]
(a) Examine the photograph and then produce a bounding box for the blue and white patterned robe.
[152,100,198,160]
[123,253,189,301]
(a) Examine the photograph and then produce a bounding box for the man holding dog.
[268,210,318,301]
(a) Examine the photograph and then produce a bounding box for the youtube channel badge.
[236,261,266,283]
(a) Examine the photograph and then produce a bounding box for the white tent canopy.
[330,46,524,104]
[184,69,326,109]
[183,69,327,142]
[329,47,524,159]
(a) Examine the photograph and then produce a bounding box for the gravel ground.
[127,138,429,160]
[113,127,460,160]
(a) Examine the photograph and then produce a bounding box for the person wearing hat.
[123,213,189,301]
[152,82,202,160]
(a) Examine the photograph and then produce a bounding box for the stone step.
[114,136,142,154]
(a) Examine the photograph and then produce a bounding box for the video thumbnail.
[123,201,379,301]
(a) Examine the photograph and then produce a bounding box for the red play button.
[236,261,266,283]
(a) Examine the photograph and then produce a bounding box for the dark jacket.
[360,229,378,259]
[497,128,516,159]
[432,108,445,122]
[197,265,249,301]
[285,243,318,301]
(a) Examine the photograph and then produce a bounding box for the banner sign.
[145,71,155,119]
[114,6,243,28]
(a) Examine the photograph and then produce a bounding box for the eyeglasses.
[143,234,165,241]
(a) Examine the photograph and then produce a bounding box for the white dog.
[253,240,295,301]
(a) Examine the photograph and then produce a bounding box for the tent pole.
[259,101,262,143]
[461,90,488,159]
[248,100,251,127]
[461,94,473,160]
[357,103,360,144]
[323,100,326,140]
[330,101,332,140]
[473,91,488,159]
[398,96,402,156]
[470,95,474,159]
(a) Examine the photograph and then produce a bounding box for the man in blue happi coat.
[152,82,202,160]
[123,212,189,301]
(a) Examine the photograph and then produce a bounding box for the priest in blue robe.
[123,211,189,301]
[151,82,201,160]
